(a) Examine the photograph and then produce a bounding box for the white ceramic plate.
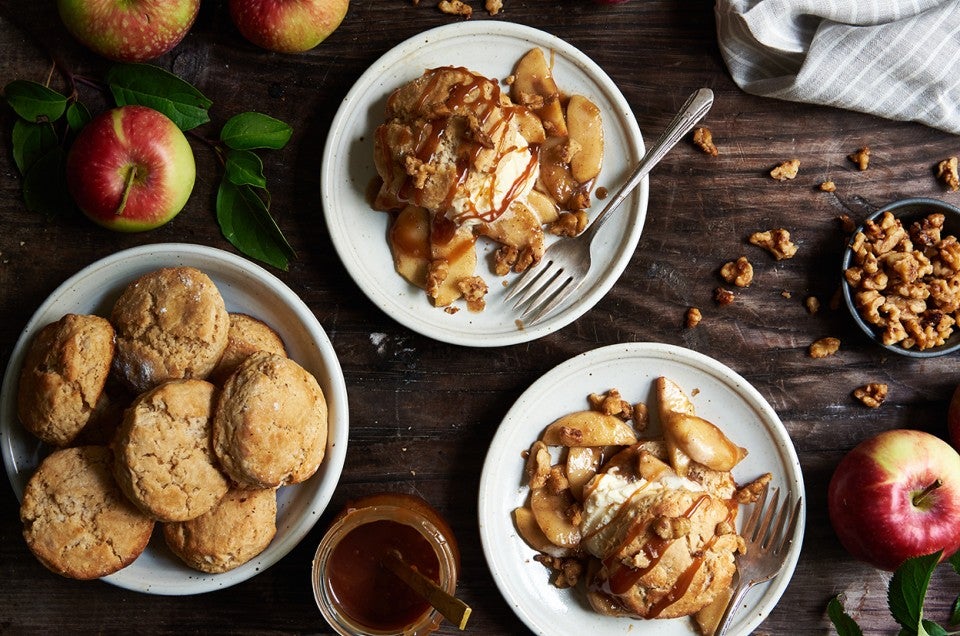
[0,243,349,595]
[321,21,647,347]
[478,343,805,635]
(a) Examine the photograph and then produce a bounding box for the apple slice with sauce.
[513,506,570,557]
[566,94,604,184]
[541,410,638,446]
[530,486,581,549]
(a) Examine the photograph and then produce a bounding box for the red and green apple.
[66,106,196,232]
[827,428,960,571]
[57,0,200,62]
[228,0,349,53]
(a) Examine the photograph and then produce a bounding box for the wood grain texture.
[1,0,958,634]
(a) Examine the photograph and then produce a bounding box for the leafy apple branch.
[828,551,960,636]
[3,63,296,270]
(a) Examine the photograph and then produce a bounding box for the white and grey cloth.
[715,0,960,134]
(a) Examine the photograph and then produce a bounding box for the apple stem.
[115,166,138,217]
[913,479,943,507]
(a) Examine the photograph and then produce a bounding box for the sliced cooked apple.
[511,47,560,104]
[566,94,603,183]
[657,376,699,476]
[541,410,638,446]
[694,585,734,636]
[663,412,748,472]
[389,205,431,288]
[527,188,559,224]
[537,137,579,207]
[513,506,570,557]
[512,106,546,145]
[637,449,674,482]
[538,96,568,138]
[476,201,544,263]
[525,440,551,489]
[530,486,581,548]
[566,446,602,500]
[428,222,477,306]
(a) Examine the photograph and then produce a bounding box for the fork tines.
[503,260,579,323]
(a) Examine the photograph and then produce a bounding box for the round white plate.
[478,343,805,635]
[0,243,349,595]
[321,21,647,347]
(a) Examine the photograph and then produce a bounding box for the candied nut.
[525,441,551,489]
[937,157,960,192]
[653,515,693,540]
[714,287,734,305]
[587,389,632,419]
[534,554,583,589]
[457,276,488,312]
[692,126,718,156]
[425,259,449,300]
[749,228,798,260]
[438,0,472,16]
[547,211,588,237]
[485,0,503,14]
[632,402,649,431]
[820,181,837,192]
[685,306,702,328]
[805,295,820,315]
[848,146,870,171]
[781,290,792,299]
[769,159,800,181]
[735,473,772,504]
[809,337,840,358]
[720,256,754,287]
[494,245,518,276]
[546,465,570,495]
[853,383,888,408]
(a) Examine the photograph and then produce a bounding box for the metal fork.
[503,87,715,323]
[715,485,803,636]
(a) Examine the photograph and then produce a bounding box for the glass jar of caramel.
[312,493,461,636]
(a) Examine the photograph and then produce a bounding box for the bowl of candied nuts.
[842,197,960,358]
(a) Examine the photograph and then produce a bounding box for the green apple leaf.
[949,552,960,574]
[921,620,950,636]
[224,149,267,188]
[889,551,942,634]
[216,179,294,270]
[220,112,292,150]
[951,595,960,626]
[106,64,212,131]
[65,101,92,133]
[22,146,71,216]
[3,80,67,122]
[11,120,59,176]
[827,596,864,636]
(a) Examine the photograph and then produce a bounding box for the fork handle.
[581,87,715,242]
[715,575,752,636]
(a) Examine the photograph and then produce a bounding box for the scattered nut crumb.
[749,228,798,260]
[937,157,959,191]
[820,180,837,192]
[438,0,472,16]
[770,159,800,181]
[632,402,649,431]
[457,276,488,312]
[685,307,702,328]
[848,146,870,171]
[714,287,735,306]
[444,306,460,315]
[720,256,754,287]
[735,473,772,504]
[692,126,718,156]
[837,214,856,233]
[853,383,888,408]
[485,0,502,14]
[809,337,840,358]
[781,290,792,299]
[547,211,588,237]
[534,554,583,589]
[587,389,632,419]
[805,296,820,315]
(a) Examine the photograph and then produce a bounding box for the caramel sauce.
[390,208,430,259]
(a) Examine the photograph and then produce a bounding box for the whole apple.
[948,385,960,451]
[57,0,200,62]
[228,0,349,53]
[66,106,196,232]
[827,428,960,571]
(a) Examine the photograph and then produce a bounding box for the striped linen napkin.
[715,0,960,134]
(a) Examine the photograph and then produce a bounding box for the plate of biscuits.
[0,243,349,595]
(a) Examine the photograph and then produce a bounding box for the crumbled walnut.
[714,287,734,305]
[587,389,632,419]
[525,441,550,489]
[809,337,840,358]
[838,214,856,233]
[820,180,837,192]
[632,402,648,432]
[547,211,588,237]
[937,157,960,192]
[853,383,888,408]
[769,159,800,181]
[546,465,570,495]
[749,228,798,260]
[534,554,583,589]
[805,295,820,315]
[444,306,460,315]
[653,515,693,540]
[848,146,870,171]
[720,256,754,287]
[686,306,702,328]
[425,259,449,301]
[485,0,502,14]
[457,275,488,312]
[566,502,582,526]
[557,426,583,446]
[692,126,718,156]
[781,290,792,299]
[735,473,772,504]
[438,0,472,16]
[494,245,518,276]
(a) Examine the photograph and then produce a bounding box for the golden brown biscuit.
[110,267,229,393]
[113,379,229,522]
[20,446,155,580]
[17,314,115,447]
[163,487,277,573]
[213,352,327,488]
[208,313,287,385]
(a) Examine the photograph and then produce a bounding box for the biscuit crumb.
[770,159,800,181]
[438,0,472,16]
[937,157,959,192]
[848,146,870,171]
[805,296,820,315]
[809,337,840,358]
[692,127,718,156]
[853,383,888,408]
[720,256,753,287]
[749,229,798,260]
[820,180,837,192]
[685,307,702,328]
[714,288,734,306]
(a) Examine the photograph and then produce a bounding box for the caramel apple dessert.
[372,48,604,311]
[514,378,770,635]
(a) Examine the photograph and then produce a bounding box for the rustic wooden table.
[1,0,958,634]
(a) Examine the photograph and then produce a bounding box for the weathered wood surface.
[1,1,958,634]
